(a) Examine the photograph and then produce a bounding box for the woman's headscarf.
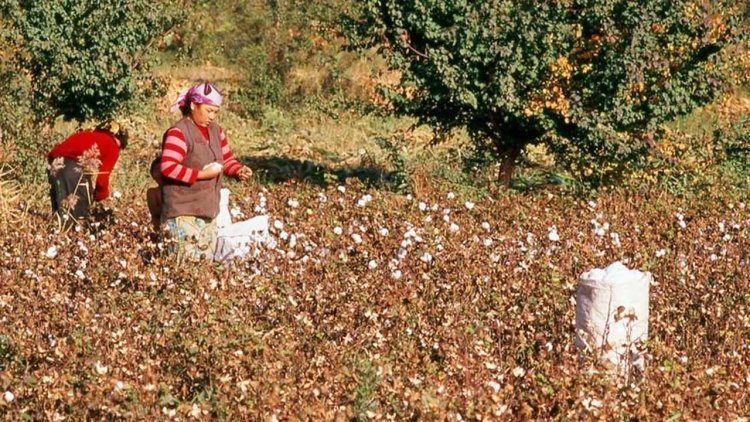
[169,82,223,113]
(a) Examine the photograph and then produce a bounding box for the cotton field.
[1,181,749,420]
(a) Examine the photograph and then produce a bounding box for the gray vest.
[161,118,223,219]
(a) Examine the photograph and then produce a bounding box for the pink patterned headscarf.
[169,82,223,113]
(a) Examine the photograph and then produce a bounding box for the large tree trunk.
[497,145,522,187]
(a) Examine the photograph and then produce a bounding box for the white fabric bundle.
[214,188,274,261]
[575,261,651,373]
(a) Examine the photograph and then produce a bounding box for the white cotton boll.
[420,252,433,263]
[401,239,413,248]
[548,227,560,242]
[337,186,346,193]
[273,220,284,230]
[289,235,297,248]
[588,200,597,209]
[425,216,433,223]
[318,193,328,203]
[113,191,122,199]
[464,201,475,210]
[287,199,299,208]
[75,270,85,280]
[447,192,455,200]
[406,194,413,201]
[512,367,525,377]
[368,260,378,269]
[719,222,725,232]
[483,238,493,247]
[94,361,108,375]
[397,247,408,260]
[45,246,58,259]
[333,226,343,236]
[357,194,372,207]
[379,227,389,236]
[418,202,427,211]
[450,223,460,233]
[404,228,417,238]
[678,220,687,229]
[391,270,403,280]
[280,231,289,241]
[351,233,363,244]
[655,249,666,258]
[481,222,491,231]
[3,391,14,403]
[610,232,621,247]
[710,254,718,261]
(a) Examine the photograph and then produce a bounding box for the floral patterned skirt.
[163,216,217,261]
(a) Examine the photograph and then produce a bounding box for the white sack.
[575,261,651,373]
[214,188,274,261]
[216,188,233,229]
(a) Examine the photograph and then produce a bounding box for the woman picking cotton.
[47,121,129,226]
[157,81,252,260]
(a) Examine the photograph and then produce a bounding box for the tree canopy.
[1,0,180,123]
[350,0,749,184]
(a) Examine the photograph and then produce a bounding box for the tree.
[349,0,749,185]
[1,0,181,123]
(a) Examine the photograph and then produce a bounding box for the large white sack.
[575,261,651,373]
[216,188,233,229]
[214,188,274,261]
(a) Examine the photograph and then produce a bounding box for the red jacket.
[48,130,120,201]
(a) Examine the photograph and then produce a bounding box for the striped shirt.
[160,125,242,184]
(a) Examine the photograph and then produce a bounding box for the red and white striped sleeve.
[160,127,198,184]
[219,128,242,177]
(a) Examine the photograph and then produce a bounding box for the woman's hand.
[237,166,253,181]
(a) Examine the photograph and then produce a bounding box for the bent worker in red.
[47,121,128,222]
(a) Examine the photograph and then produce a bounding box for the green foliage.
[349,0,750,184]
[1,0,181,122]
[169,0,356,116]
[374,136,409,192]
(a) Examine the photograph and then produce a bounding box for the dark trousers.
[48,157,93,220]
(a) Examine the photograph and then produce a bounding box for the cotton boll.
[333,227,343,236]
[368,260,378,269]
[548,226,560,242]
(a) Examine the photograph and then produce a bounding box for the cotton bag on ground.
[214,188,274,261]
[575,261,651,374]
